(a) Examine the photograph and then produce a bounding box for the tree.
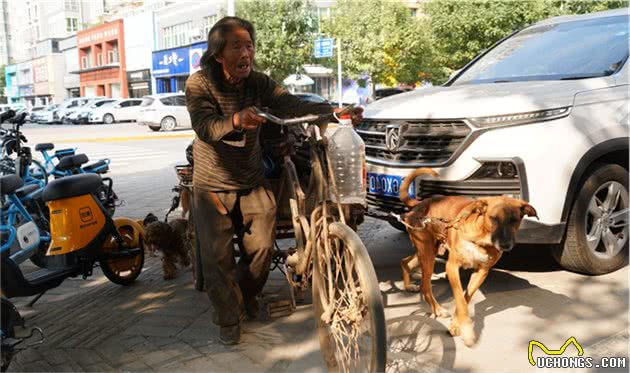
[236,0,317,83]
[321,0,434,86]
[0,65,5,100]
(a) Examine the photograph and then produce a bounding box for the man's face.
[217,27,255,82]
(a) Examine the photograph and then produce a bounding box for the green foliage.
[0,65,5,94]
[321,0,433,85]
[236,0,317,83]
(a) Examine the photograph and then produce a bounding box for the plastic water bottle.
[327,115,366,205]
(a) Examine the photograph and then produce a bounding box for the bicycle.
[256,107,386,372]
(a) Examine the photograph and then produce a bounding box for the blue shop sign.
[152,46,190,77]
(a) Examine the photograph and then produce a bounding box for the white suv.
[137,93,191,131]
[361,9,628,275]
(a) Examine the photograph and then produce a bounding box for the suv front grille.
[356,119,471,165]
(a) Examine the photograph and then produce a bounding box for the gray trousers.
[193,185,276,327]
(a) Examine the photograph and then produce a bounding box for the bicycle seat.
[35,143,54,151]
[42,173,102,202]
[83,160,109,174]
[0,174,23,196]
[15,184,39,199]
[55,148,75,158]
[56,154,89,171]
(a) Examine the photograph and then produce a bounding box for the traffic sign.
[314,38,334,58]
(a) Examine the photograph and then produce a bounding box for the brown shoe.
[244,298,259,321]
[219,324,241,345]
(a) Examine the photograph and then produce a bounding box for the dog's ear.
[520,202,539,220]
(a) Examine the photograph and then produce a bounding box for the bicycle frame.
[0,192,50,263]
[38,148,76,178]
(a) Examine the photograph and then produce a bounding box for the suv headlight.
[469,107,570,128]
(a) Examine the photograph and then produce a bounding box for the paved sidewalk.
[10,259,328,372]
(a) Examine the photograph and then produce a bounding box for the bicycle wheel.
[312,221,386,372]
[30,160,48,185]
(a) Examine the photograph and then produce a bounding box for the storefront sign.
[127,69,151,82]
[18,85,33,97]
[152,46,190,77]
[189,43,206,74]
[78,26,119,47]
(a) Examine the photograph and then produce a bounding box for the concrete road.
[7,123,629,372]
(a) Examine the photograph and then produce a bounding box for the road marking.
[51,133,195,143]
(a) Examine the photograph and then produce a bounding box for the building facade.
[76,19,128,98]
[4,64,17,103]
[123,9,154,97]
[59,35,81,98]
[32,54,65,106]
[151,1,222,93]
[152,41,206,93]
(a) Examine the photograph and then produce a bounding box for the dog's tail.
[400,168,439,208]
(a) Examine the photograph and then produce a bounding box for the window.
[108,49,119,64]
[453,15,630,86]
[140,97,155,107]
[97,53,103,66]
[65,0,79,11]
[81,56,89,69]
[95,100,115,107]
[203,15,218,37]
[66,18,78,32]
[120,100,133,108]
[162,21,193,49]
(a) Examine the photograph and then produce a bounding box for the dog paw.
[404,284,422,293]
[461,322,477,347]
[432,306,450,319]
[448,321,460,337]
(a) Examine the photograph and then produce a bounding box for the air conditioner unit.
[190,27,204,41]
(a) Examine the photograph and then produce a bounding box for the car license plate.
[367,173,415,198]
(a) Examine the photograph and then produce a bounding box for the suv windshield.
[453,14,629,85]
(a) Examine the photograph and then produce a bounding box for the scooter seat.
[0,174,23,196]
[15,184,39,199]
[35,143,54,151]
[83,160,109,174]
[42,174,103,202]
[56,154,89,172]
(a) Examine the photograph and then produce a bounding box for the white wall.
[123,10,154,72]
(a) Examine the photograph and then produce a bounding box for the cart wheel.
[312,222,386,372]
[100,223,144,285]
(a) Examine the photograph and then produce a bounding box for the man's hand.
[334,106,364,125]
[233,107,266,131]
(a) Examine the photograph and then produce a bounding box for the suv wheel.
[103,114,114,124]
[553,163,629,275]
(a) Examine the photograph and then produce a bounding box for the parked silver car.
[137,93,191,131]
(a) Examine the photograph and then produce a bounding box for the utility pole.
[227,0,235,16]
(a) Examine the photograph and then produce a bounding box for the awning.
[283,74,314,86]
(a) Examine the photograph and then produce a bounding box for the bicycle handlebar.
[253,104,356,126]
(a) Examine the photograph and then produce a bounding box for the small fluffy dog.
[142,213,192,280]
[399,168,538,347]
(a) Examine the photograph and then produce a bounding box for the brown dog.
[143,214,193,280]
[399,168,538,346]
